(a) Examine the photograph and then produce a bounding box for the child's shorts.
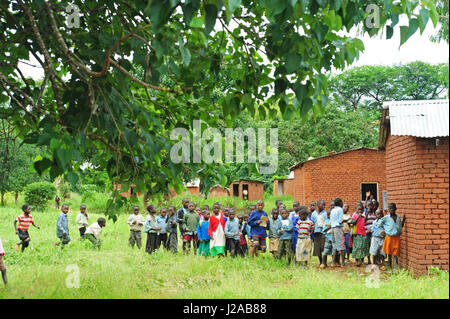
[382,235,400,256]
[269,237,280,252]
[370,236,385,256]
[323,238,333,256]
[295,237,312,262]
[183,233,198,242]
[251,236,266,247]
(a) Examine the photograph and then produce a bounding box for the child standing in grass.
[14,204,40,252]
[342,203,353,262]
[0,237,7,285]
[55,204,70,250]
[320,203,333,268]
[370,209,386,269]
[379,203,406,271]
[76,204,89,239]
[295,206,314,269]
[237,214,248,256]
[197,210,211,256]
[127,205,145,249]
[268,209,280,258]
[351,203,369,266]
[311,200,327,266]
[248,200,269,257]
[330,198,345,267]
[277,208,293,264]
[208,202,226,257]
[166,206,178,253]
[144,205,161,254]
[156,208,168,250]
[224,209,240,258]
[84,218,106,249]
[364,200,377,265]
[182,202,200,255]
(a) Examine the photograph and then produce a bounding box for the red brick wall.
[387,135,449,274]
[273,179,295,197]
[230,181,264,201]
[293,149,386,210]
[186,186,200,195]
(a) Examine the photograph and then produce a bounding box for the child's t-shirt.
[371,218,384,237]
[156,215,168,234]
[17,214,33,231]
[296,219,314,239]
[365,211,377,234]
[352,212,366,236]
[268,217,280,238]
[197,220,210,240]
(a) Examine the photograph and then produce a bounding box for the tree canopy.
[0,0,445,217]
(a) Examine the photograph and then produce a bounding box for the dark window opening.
[361,183,378,202]
[233,184,239,197]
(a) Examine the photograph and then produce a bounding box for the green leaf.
[66,171,79,187]
[418,8,429,34]
[227,0,241,14]
[33,158,52,175]
[300,98,312,117]
[265,0,287,16]
[292,82,307,104]
[313,24,329,43]
[56,148,72,171]
[386,25,394,39]
[406,18,419,40]
[284,53,302,73]
[399,25,408,46]
[204,4,218,36]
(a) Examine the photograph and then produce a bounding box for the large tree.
[0,0,443,216]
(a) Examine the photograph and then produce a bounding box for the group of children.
[0,196,406,286]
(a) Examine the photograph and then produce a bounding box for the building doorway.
[361,183,378,201]
[278,181,284,195]
[233,184,239,197]
[242,184,249,200]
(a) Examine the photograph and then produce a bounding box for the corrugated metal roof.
[383,99,449,138]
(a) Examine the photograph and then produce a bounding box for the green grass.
[0,192,448,299]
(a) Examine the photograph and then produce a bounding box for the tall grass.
[0,192,448,299]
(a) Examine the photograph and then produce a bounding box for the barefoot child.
[55,204,70,249]
[237,214,248,256]
[156,208,168,250]
[166,206,178,253]
[127,205,145,249]
[277,208,294,264]
[342,203,353,262]
[144,205,161,254]
[370,209,386,268]
[330,198,345,267]
[14,204,40,252]
[295,206,314,269]
[208,202,226,257]
[268,208,280,258]
[182,202,200,255]
[225,209,240,258]
[312,200,327,266]
[197,210,211,256]
[84,218,106,249]
[76,204,89,238]
[379,203,406,271]
[351,203,369,266]
[0,237,7,285]
[248,200,269,257]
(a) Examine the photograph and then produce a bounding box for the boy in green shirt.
[182,202,200,255]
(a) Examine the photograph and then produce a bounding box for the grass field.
[0,192,448,299]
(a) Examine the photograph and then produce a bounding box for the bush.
[58,182,71,199]
[79,184,99,201]
[24,181,57,211]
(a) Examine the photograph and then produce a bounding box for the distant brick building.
[208,185,231,198]
[289,148,387,209]
[230,180,264,201]
[379,100,449,275]
[273,171,295,197]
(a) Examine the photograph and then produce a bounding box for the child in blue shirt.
[156,208,168,250]
[277,208,294,263]
[197,210,211,256]
[225,209,240,257]
[370,209,386,269]
[248,200,269,257]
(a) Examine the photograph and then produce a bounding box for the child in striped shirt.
[14,204,40,252]
[295,206,314,269]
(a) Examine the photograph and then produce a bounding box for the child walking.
[55,204,71,249]
[127,205,145,249]
[295,206,314,269]
[76,204,89,239]
[166,206,178,253]
[224,209,240,258]
[0,237,7,285]
[14,204,40,252]
[84,218,106,249]
[156,208,168,250]
[379,203,406,271]
[208,202,226,257]
[197,210,211,256]
[268,208,280,258]
[182,202,199,255]
[144,205,161,254]
[277,208,294,264]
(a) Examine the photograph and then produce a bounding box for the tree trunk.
[1,191,4,206]
[15,191,19,204]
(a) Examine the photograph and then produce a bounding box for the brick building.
[289,148,387,209]
[273,171,295,197]
[230,180,264,201]
[208,185,231,198]
[379,99,449,275]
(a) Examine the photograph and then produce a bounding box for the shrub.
[80,184,99,201]
[58,182,71,199]
[24,181,57,211]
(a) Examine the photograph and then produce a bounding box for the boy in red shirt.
[14,204,40,252]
